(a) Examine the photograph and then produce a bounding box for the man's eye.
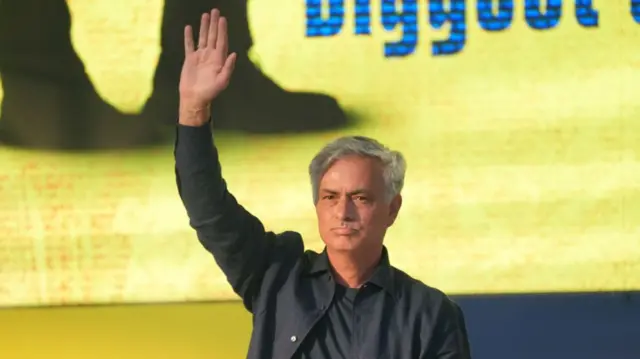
[322,195,335,200]
[355,196,368,202]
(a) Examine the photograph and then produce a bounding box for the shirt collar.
[307,246,397,299]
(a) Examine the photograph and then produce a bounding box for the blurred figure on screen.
[145,0,347,133]
[0,0,347,150]
[0,0,161,149]
[175,9,471,359]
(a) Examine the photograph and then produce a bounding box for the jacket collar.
[307,246,397,299]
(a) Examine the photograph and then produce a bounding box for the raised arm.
[175,9,300,311]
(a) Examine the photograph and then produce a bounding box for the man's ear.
[386,194,402,227]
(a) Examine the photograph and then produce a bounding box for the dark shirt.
[296,283,358,359]
[175,123,472,359]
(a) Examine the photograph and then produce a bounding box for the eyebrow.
[320,189,370,196]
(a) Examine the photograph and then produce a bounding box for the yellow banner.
[0,0,639,306]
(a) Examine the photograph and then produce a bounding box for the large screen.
[1,0,639,307]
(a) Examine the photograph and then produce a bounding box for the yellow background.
[0,302,251,359]
[1,0,640,307]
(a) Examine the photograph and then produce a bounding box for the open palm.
[179,9,237,105]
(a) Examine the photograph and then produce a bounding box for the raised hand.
[179,9,237,126]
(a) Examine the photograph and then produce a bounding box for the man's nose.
[334,197,355,221]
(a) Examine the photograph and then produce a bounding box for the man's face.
[315,155,402,253]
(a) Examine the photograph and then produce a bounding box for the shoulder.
[255,231,306,288]
[271,230,305,254]
[391,266,447,301]
[390,267,469,344]
[258,231,306,277]
[391,266,461,317]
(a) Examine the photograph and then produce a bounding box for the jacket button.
[290,335,297,343]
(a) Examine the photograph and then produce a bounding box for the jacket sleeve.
[423,298,472,359]
[174,123,302,312]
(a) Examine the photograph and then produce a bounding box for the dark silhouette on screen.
[0,0,347,150]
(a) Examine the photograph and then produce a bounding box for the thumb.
[218,53,237,87]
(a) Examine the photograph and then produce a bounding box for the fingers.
[208,9,220,49]
[197,13,210,49]
[187,9,225,54]
[218,52,237,85]
[184,25,194,55]
[216,17,228,55]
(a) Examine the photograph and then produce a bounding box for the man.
[176,9,472,359]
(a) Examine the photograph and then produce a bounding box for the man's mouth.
[331,227,358,235]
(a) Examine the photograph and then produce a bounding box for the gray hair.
[308,136,407,204]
